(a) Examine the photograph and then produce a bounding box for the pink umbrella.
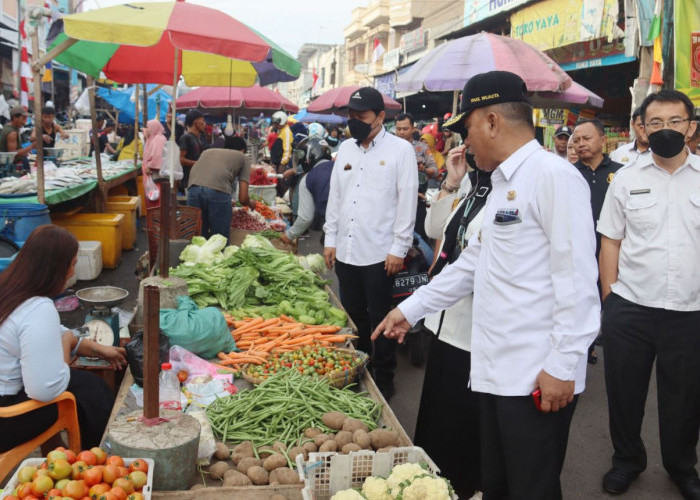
[177,86,299,112]
[529,81,604,109]
[308,86,402,115]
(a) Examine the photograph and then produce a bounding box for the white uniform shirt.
[0,297,70,401]
[609,140,652,166]
[324,127,418,266]
[398,140,600,396]
[597,150,700,311]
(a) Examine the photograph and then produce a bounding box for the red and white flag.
[19,19,32,108]
[372,38,385,63]
[312,68,318,89]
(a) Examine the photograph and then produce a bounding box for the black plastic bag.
[125,330,170,387]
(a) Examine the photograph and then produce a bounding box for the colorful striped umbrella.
[176,86,299,113]
[47,1,301,87]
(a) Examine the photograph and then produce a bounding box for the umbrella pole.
[134,84,140,168]
[87,77,105,211]
[452,90,459,116]
[29,26,44,205]
[169,48,179,188]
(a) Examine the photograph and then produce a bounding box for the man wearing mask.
[324,87,418,400]
[610,108,652,165]
[598,90,700,499]
[553,125,572,158]
[372,71,600,499]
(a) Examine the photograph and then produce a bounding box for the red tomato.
[127,460,148,474]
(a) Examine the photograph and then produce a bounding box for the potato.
[214,442,231,461]
[208,460,230,479]
[334,430,354,448]
[322,411,347,430]
[189,484,205,490]
[269,468,280,485]
[272,441,288,453]
[353,429,371,449]
[222,469,252,486]
[237,457,262,474]
[304,427,322,438]
[275,467,302,485]
[231,441,255,465]
[263,453,288,471]
[369,429,399,450]
[288,446,307,462]
[342,418,369,433]
[303,441,318,453]
[341,443,362,454]
[319,440,338,452]
[314,433,332,448]
[247,465,269,485]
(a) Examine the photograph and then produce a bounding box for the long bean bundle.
[205,370,382,447]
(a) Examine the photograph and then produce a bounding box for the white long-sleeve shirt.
[324,127,418,265]
[0,297,70,401]
[399,140,600,396]
[286,176,314,240]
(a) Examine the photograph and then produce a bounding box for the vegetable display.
[231,208,269,231]
[205,370,381,448]
[250,167,276,186]
[245,345,364,380]
[253,201,277,220]
[172,235,345,326]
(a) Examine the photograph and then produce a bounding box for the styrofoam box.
[296,446,455,500]
[1,457,154,499]
[76,240,103,280]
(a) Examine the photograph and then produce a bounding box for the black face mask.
[648,128,688,158]
[348,118,373,145]
[465,152,478,170]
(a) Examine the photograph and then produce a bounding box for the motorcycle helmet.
[271,111,288,127]
[292,136,332,174]
[308,122,325,138]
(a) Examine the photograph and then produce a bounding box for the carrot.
[279,314,296,323]
[217,358,239,366]
[258,333,290,352]
[214,363,239,373]
[316,334,356,343]
[302,326,343,334]
[232,321,248,329]
[286,334,316,345]
[232,317,264,334]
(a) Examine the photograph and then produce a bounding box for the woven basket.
[242,348,369,388]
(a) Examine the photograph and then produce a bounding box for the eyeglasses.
[644,118,690,131]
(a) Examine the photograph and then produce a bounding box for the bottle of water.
[158,362,182,410]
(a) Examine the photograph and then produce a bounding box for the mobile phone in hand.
[531,389,542,412]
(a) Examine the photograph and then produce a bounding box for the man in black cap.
[323,87,418,400]
[179,109,209,192]
[373,71,600,499]
[553,125,572,158]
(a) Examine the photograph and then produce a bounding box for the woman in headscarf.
[420,132,445,171]
[142,119,167,209]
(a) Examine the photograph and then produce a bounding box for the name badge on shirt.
[630,188,651,195]
[494,208,522,225]
[379,160,385,166]
[344,164,352,171]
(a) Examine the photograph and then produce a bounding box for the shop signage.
[548,37,636,71]
[692,32,700,87]
[511,0,617,51]
[674,0,700,104]
[383,49,401,70]
[374,72,396,98]
[400,27,427,54]
[462,0,531,28]
[534,108,570,127]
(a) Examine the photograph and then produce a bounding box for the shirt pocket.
[624,195,657,236]
[487,220,522,270]
[690,194,700,228]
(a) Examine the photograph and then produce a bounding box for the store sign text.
[512,14,560,38]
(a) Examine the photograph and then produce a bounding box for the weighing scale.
[76,286,129,348]
[43,148,64,167]
[0,152,19,178]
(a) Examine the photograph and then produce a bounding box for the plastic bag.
[160,139,183,181]
[125,330,171,387]
[184,407,218,465]
[159,296,235,359]
[145,175,160,201]
[169,345,220,379]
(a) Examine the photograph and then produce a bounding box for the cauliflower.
[387,463,427,496]
[400,475,451,500]
[361,476,392,500]
[331,489,366,500]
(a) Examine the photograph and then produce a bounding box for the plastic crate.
[0,457,154,499]
[52,213,124,269]
[76,240,103,280]
[105,196,140,249]
[296,446,448,500]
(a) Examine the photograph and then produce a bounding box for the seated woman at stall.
[113,125,143,162]
[0,225,127,452]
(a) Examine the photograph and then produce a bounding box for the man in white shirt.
[609,107,652,166]
[598,90,700,500]
[372,71,600,499]
[323,87,418,400]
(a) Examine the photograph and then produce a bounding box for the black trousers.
[602,292,700,481]
[480,393,578,500]
[335,260,396,385]
[0,369,115,452]
[414,337,480,498]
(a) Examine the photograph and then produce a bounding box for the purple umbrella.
[396,32,572,93]
[530,81,605,109]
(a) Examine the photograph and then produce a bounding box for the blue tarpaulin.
[293,108,346,125]
[97,85,172,124]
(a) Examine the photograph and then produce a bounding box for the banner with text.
[511,0,617,52]
[463,0,532,28]
[674,0,700,105]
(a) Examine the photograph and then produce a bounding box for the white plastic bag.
[160,139,183,181]
[145,175,160,201]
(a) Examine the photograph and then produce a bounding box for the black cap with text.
[341,87,385,113]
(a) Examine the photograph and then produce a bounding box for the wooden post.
[134,84,140,168]
[29,26,44,204]
[158,181,170,278]
[142,285,160,420]
[87,76,105,211]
